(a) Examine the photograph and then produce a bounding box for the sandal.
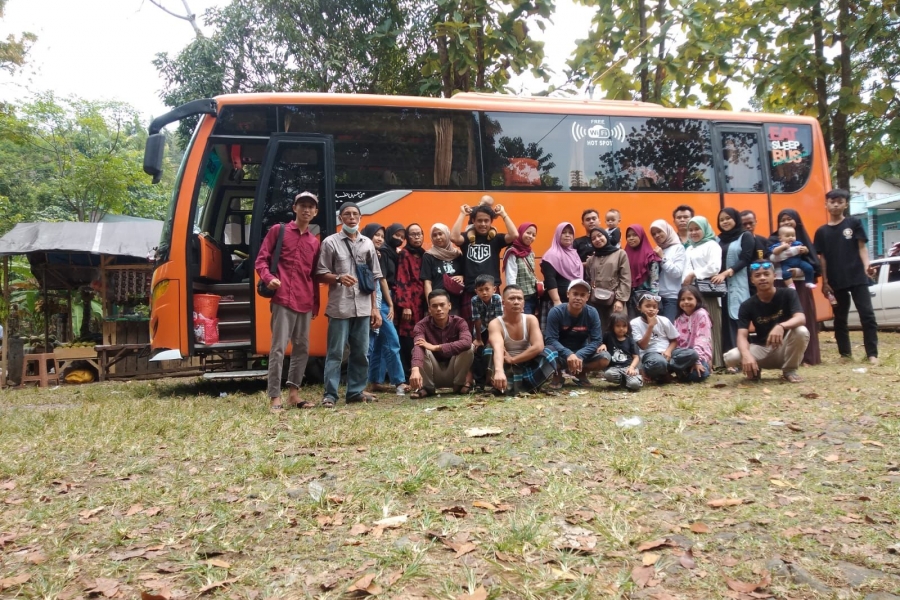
[270,403,284,412]
[548,376,563,391]
[296,400,317,409]
[453,384,472,394]
[410,388,433,399]
[573,375,593,387]
[782,372,803,384]
[346,391,377,403]
[321,398,336,409]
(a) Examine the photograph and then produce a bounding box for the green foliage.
[419,0,555,97]
[153,0,555,143]
[0,94,173,233]
[567,0,900,185]
[0,0,36,73]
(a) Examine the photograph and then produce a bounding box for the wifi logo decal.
[571,121,627,144]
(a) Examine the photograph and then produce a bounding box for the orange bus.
[142,92,831,369]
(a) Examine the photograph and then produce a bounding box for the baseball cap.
[567,278,591,293]
[293,191,318,205]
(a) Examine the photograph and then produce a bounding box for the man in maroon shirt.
[255,191,321,410]
[408,290,474,398]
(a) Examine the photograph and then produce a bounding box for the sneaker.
[805,282,817,289]
[785,281,796,289]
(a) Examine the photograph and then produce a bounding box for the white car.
[841,256,900,328]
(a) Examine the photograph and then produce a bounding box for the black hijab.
[361,223,388,275]
[590,227,619,257]
[769,209,821,274]
[402,223,426,257]
[717,207,745,246]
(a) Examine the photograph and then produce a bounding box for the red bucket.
[193,294,220,319]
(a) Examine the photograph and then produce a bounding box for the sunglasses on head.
[640,293,662,302]
[749,262,774,271]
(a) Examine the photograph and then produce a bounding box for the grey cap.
[567,278,591,293]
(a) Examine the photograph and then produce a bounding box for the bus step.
[202,370,267,380]
[195,341,251,350]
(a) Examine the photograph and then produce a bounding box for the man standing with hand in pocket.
[255,191,321,411]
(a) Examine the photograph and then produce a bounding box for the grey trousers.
[268,303,311,398]
[421,348,475,391]
[603,367,643,390]
[641,348,699,380]
[724,326,810,374]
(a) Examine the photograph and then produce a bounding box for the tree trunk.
[79,288,92,340]
[812,0,832,161]
[638,0,649,102]
[475,13,485,90]
[833,0,852,190]
[437,30,452,97]
[653,0,666,103]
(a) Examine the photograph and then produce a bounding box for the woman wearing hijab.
[649,219,688,322]
[381,223,406,289]
[682,216,725,368]
[503,222,540,315]
[711,207,755,359]
[585,227,631,330]
[361,224,408,394]
[540,222,583,329]
[769,209,821,365]
[624,224,662,317]
[394,223,427,378]
[420,223,464,314]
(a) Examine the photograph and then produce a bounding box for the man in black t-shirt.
[574,208,601,263]
[451,201,517,327]
[813,189,879,364]
[724,262,809,383]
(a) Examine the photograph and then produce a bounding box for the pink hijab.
[503,222,536,271]
[542,222,582,281]
[623,224,661,287]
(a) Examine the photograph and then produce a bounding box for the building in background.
[850,177,900,258]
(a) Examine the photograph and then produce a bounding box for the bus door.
[712,124,773,237]
[250,134,335,355]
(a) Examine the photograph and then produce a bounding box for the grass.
[1,331,899,599]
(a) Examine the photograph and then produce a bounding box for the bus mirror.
[144,133,166,184]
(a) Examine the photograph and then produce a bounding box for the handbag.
[256,224,286,299]
[591,287,616,306]
[442,272,465,296]
[522,255,545,297]
[696,278,727,297]
[342,238,377,295]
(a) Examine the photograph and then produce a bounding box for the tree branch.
[146,0,203,37]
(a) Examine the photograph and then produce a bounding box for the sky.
[0,0,743,122]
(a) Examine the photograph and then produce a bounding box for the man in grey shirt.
[316,203,383,407]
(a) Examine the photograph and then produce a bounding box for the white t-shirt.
[630,315,678,355]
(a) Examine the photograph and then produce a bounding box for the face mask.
[342,224,359,235]
[388,237,403,248]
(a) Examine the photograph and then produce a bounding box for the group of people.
[255,189,879,409]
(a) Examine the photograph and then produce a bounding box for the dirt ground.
[1,331,899,599]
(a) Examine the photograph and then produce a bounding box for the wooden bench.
[94,344,150,382]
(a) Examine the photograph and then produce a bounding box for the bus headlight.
[152,280,170,308]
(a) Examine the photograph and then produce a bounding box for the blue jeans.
[368,302,406,385]
[660,297,679,322]
[781,257,814,282]
[523,295,538,316]
[324,315,370,401]
[641,348,699,381]
[680,359,710,382]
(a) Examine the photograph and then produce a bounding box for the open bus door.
[249,134,335,356]
[712,124,773,234]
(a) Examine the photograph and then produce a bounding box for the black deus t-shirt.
[814,217,869,290]
[459,234,509,292]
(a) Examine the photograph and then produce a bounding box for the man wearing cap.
[316,202,383,407]
[255,191,321,411]
[543,278,610,387]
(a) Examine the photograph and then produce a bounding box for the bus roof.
[211,92,820,126]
